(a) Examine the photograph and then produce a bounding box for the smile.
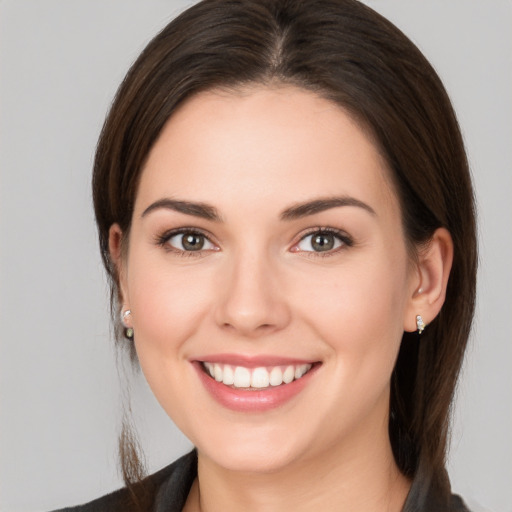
[202,362,313,389]
[194,357,320,412]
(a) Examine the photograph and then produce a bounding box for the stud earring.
[121,309,131,325]
[121,309,134,339]
[416,315,425,334]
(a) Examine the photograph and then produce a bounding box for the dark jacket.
[53,450,470,512]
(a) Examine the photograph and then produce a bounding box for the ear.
[108,224,130,315]
[404,227,454,332]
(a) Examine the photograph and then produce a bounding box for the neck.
[184,417,411,512]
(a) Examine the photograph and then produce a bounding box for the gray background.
[0,1,510,511]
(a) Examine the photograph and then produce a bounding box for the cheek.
[125,255,218,425]
[126,256,215,361]
[294,253,409,377]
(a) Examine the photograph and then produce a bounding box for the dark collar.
[151,450,469,512]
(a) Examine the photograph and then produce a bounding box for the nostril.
[221,322,273,332]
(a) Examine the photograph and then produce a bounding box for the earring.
[416,315,425,334]
[121,309,131,325]
[121,309,134,339]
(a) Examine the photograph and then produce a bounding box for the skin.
[110,85,453,512]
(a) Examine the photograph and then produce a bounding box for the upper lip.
[192,353,319,368]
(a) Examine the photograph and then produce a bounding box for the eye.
[159,230,217,253]
[294,229,350,254]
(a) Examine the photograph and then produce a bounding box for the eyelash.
[155,227,353,258]
[155,228,215,258]
[293,227,354,258]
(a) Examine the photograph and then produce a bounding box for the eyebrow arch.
[141,199,223,222]
[280,196,376,220]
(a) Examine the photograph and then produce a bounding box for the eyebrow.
[141,199,223,221]
[141,195,376,222]
[280,196,376,220]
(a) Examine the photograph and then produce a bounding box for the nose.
[214,251,291,338]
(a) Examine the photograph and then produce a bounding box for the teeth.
[269,367,283,386]
[214,363,223,382]
[251,367,270,388]
[204,362,215,378]
[234,366,251,388]
[202,362,312,389]
[294,364,309,379]
[283,365,295,384]
[222,365,234,385]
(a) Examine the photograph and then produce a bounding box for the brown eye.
[296,230,345,253]
[182,233,205,251]
[167,231,215,252]
[311,233,336,251]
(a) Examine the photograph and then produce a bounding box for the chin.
[194,424,308,474]
[206,445,298,474]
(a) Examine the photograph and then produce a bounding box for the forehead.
[136,85,398,220]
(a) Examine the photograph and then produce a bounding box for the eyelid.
[155,227,219,255]
[154,226,352,257]
[290,227,353,255]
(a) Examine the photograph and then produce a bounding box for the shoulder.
[51,450,197,512]
[450,493,472,512]
[403,467,472,512]
[51,485,138,512]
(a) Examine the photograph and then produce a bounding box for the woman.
[57,0,476,510]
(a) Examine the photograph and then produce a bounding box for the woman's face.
[115,86,419,473]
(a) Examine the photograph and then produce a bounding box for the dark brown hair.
[93,0,477,506]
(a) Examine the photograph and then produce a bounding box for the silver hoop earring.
[416,315,425,334]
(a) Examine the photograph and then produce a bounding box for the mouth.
[201,361,314,390]
[193,356,320,412]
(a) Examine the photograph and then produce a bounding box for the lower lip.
[193,362,319,412]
